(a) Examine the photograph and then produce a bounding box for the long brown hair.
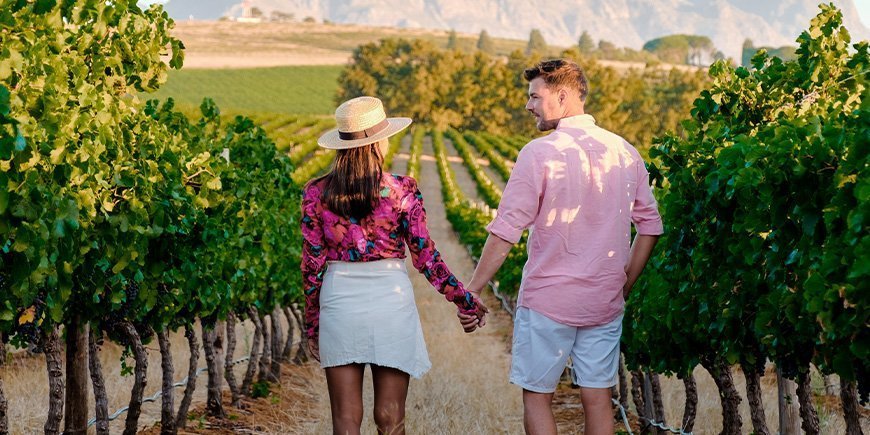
[319,142,384,221]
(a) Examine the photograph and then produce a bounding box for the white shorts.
[509,307,623,393]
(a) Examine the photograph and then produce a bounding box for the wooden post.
[270,307,283,377]
[776,368,800,435]
[282,306,296,360]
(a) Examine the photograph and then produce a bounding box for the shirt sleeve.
[486,144,542,243]
[301,185,328,340]
[401,177,477,314]
[631,160,664,235]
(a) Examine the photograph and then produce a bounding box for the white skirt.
[319,258,431,378]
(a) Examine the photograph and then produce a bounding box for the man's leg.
[522,389,557,435]
[581,387,614,435]
[570,313,624,435]
[510,308,575,435]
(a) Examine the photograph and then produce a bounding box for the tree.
[270,11,294,22]
[742,38,756,66]
[476,30,494,54]
[447,29,458,50]
[526,29,547,55]
[578,31,595,54]
[597,40,618,58]
[643,34,715,65]
[686,35,714,65]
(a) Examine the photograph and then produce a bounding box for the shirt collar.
[556,114,597,130]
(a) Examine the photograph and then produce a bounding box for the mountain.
[162,0,870,60]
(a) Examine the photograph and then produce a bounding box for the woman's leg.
[371,365,410,435]
[325,364,366,435]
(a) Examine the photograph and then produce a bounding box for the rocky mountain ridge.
[163,0,869,60]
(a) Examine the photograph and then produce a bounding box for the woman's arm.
[402,179,481,316]
[301,187,328,340]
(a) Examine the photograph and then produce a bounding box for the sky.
[857,0,870,26]
[139,0,870,28]
[137,0,169,7]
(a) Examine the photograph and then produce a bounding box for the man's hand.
[307,338,320,362]
[458,310,479,332]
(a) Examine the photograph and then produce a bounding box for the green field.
[145,65,343,115]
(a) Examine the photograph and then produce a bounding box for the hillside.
[162,0,870,60]
[169,20,703,71]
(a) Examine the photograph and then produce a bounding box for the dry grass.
[0,318,274,434]
[653,364,870,434]
[138,363,323,434]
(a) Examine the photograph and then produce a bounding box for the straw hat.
[317,96,412,149]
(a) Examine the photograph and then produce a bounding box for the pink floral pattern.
[301,174,475,339]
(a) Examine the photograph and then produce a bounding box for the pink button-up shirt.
[487,114,663,327]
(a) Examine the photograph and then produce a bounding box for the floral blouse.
[301,174,476,340]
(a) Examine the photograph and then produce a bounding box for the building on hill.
[233,0,263,23]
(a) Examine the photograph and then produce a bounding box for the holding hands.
[458,290,489,333]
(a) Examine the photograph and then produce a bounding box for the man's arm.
[458,233,514,332]
[466,233,515,296]
[623,234,659,299]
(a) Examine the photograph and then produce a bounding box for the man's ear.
[558,88,568,104]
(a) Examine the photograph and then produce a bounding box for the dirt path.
[389,132,412,175]
[441,136,486,204]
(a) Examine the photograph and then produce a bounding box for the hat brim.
[317,117,412,150]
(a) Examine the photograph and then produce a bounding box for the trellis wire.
[86,335,300,427]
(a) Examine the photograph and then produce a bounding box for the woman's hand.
[458,292,489,333]
[307,337,321,362]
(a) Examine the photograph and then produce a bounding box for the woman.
[302,96,488,434]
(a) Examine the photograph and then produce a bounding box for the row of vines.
[620,5,867,435]
[0,1,347,433]
[417,6,866,434]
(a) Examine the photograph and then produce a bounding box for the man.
[459,59,663,434]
